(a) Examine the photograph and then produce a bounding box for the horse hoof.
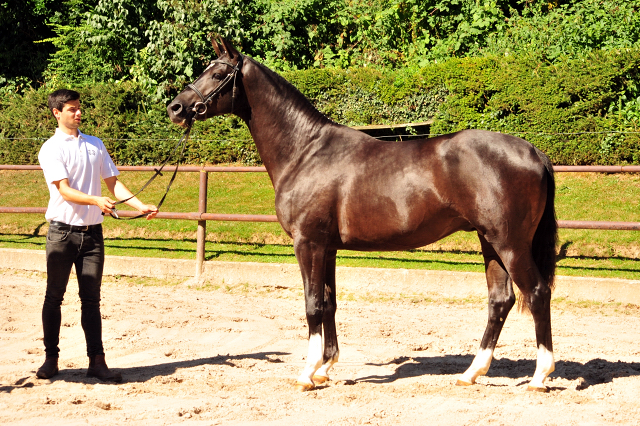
[455,379,473,386]
[312,375,329,384]
[294,381,315,392]
[527,385,549,393]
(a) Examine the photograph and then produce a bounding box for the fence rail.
[2,164,638,227]
[2,164,639,276]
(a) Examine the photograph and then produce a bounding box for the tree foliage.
[2,0,640,98]
[0,0,63,90]
[1,0,639,166]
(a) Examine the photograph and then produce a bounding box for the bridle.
[105,55,244,220]
[187,54,244,116]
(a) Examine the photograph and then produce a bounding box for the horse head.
[167,38,244,127]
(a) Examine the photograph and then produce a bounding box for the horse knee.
[534,282,552,300]
[488,292,515,320]
[305,306,324,330]
[323,299,336,318]
[495,292,516,310]
[528,284,551,315]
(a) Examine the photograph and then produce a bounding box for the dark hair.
[48,89,80,117]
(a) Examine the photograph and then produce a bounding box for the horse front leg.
[458,236,516,386]
[294,237,329,391]
[312,249,339,385]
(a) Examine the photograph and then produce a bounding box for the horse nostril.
[170,103,183,115]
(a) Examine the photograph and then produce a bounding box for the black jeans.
[42,223,105,358]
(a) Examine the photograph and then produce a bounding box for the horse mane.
[248,57,335,127]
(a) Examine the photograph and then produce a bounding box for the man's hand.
[140,204,159,220]
[54,179,119,215]
[105,177,158,219]
[95,196,117,215]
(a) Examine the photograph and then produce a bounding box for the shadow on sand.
[357,354,640,390]
[1,351,290,392]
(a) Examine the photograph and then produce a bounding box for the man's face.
[53,99,81,131]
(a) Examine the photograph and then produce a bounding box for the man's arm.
[54,178,116,215]
[103,176,158,220]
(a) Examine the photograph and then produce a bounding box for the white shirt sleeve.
[38,140,69,184]
[100,142,120,180]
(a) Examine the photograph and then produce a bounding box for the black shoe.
[87,354,122,383]
[36,357,59,379]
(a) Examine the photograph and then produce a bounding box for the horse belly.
[336,201,469,251]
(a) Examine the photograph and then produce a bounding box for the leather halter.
[106,56,243,220]
[187,55,243,116]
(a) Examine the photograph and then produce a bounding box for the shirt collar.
[54,128,84,141]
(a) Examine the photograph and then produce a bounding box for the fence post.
[196,170,208,278]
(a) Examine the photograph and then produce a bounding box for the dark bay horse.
[167,38,558,392]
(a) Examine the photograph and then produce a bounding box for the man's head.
[48,89,80,116]
[48,89,81,135]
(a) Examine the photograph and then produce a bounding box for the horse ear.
[211,36,222,57]
[219,37,239,59]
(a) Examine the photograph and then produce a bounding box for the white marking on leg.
[458,348,494,385]
[529,344,555,389]
[314,349,339,380]
[297,333,323,386]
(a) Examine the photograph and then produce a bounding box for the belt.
[49,221,101,232]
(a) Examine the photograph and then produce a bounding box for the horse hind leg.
[312,250,339,385]
[501,244,555,392]
[457,234,516,386]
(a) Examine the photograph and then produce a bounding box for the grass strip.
[1,233,639,280]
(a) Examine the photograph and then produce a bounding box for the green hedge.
[423,50,640,165]
[0,82,257,166]
[1,49,639,166]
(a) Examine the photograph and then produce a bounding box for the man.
[36,89,158,382]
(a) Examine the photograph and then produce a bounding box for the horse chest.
[274,186,336,236]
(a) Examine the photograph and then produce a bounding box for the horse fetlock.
[295,333,325,391]
[459,348,493,385]
[315,361,335,377]
[457,371,481,386]
[531,344,555,388]
[295,369,317,392]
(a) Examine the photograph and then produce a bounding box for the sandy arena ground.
[1,268,640,425]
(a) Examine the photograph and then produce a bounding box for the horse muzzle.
[167,100,199,126]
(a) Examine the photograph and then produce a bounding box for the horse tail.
[531,148,558,293]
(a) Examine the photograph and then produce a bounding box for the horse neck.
[239,60,332,188]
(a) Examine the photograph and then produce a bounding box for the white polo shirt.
[38,128,119,226]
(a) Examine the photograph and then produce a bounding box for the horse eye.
[212,73,222,80]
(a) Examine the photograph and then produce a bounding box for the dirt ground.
[1,268,640,426]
